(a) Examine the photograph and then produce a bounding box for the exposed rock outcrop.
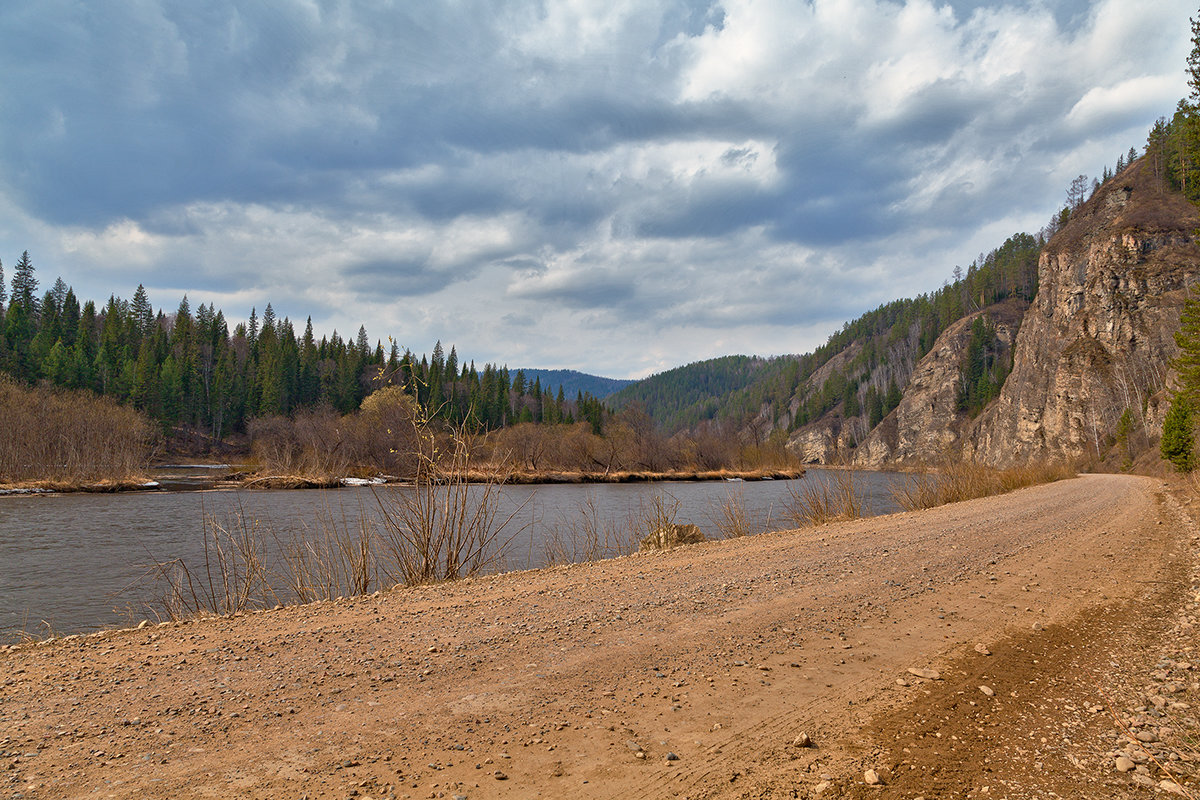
[854,299,1024,467]
[779,159,1199,469]
[967,161,1200,466]
[790,417,846,464]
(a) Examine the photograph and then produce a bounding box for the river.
[0,468,906,642]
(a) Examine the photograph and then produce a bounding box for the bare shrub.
[0,375,154,484]
[248,389,424,479]
[143,505,277,620]
[247,414,303,473]
[349,387,422,477]
[372,424,529,585]
[639,491,681,536]
[143,414,526,621]
[737,430,801,471]
[686,422,738,471]
[544,493,639,566]
[709,487,754,538]
[271,497,377,602]
[787,469,862,526]
[290,406,351,476]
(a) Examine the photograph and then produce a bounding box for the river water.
[0,468,905,642]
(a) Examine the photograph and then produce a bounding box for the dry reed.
[890,461,1075,511]
[787,469,863,526]
[542,493,639,566]
[708,487,755,538]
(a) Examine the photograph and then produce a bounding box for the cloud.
[0,0,1191,378]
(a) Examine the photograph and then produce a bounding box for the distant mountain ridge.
[515,369,634,400]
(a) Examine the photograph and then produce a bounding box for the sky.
[0,0,1191,379]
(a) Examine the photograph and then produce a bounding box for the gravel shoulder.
[2,473,1195,800]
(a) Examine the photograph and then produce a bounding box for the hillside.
[967,157,1200,467]
[514,368,633,400]
[617,232,1041,456]
[615,151,1200,470]
[607,355,795,431]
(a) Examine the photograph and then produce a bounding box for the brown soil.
[2,474,1195,799]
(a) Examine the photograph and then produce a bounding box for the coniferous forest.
[0,253,609,443]
[0,256,805,483]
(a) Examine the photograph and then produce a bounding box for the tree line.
[0,254,610,443]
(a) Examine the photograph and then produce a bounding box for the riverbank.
[0,466,806,494]
[2,474,1193,798]
[0,477,162,495]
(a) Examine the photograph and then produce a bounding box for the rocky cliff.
[853,299,1024,467]
[967,160,1200,466]
[784,158,1200,469]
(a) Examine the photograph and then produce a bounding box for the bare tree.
[1067,174,1090,209]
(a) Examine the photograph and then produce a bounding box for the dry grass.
[786,469,863,526]
[708,487,755,539]
[890,461,1076,511]
[497,467,805,485]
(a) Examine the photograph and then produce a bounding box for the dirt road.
[2,474,1197,799]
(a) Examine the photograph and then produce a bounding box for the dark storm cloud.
[343,259,458,298]
[0,0,1189,377]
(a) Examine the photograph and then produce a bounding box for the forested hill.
[607,355,791,431]
[515,369,633,401]
[612,231,1044,439]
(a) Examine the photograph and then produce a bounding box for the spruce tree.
[10,251,36,311]
[130,284,153,338]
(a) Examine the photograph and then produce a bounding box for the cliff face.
[785,341,863,462]
[777,159,1199,469]
[854,299,1024,467]
[967,161,1200,466]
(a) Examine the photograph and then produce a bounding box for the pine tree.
[61,288,80,347]
[130,284,153,339]
[1173,295,1200,410]
[1162,394,1195,471]
[1189,10,1200,104]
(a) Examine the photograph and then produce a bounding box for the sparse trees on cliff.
[1175,294,1200,407]
[1067,174,1089,209]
